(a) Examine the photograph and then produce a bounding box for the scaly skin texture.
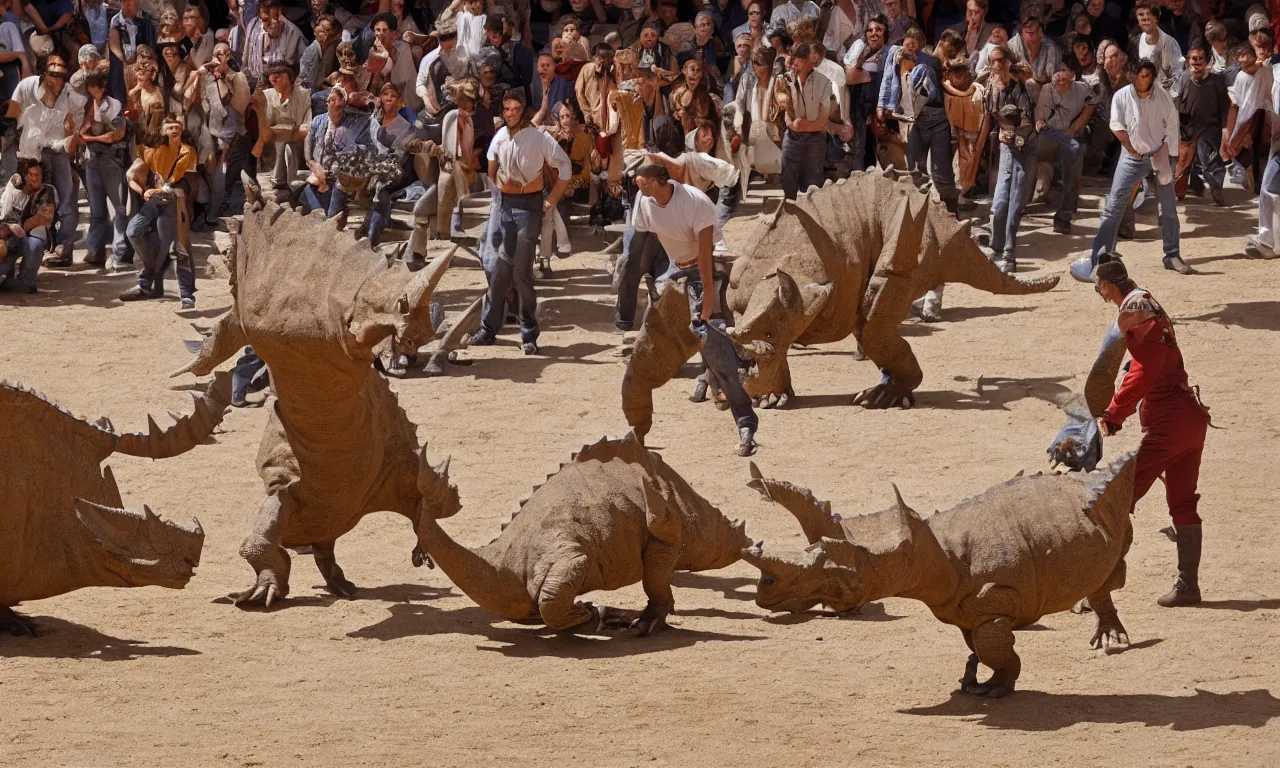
[621,281,703,441]
[0,374,228,634]
[416,433,751,634]
[178,177,461,608]
[742,453,1137,697]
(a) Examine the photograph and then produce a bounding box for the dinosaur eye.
[762,577,776,587]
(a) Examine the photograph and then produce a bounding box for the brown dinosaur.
[176,174,461,608]
[415,433,751,634]
[1,373,230,635]
[740,453,1137,697]
[621,169,1060,433]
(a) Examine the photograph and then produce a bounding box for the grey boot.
[1157,524,1202,607]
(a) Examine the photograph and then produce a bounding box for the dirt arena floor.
[3,177,1279,767]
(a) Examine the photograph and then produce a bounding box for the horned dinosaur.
[176,173,461,608]
[621,169,1060,434]
[1,373,230,636]
[740,453,1137,697]
[415,433,751,634]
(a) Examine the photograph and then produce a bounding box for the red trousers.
[1131,393,1210,526]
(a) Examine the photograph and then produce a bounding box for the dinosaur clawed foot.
[411,544,436,569]
[852,381,916,409]
[963,680,1015,698]
[321,571,359,599]
[590,603,671,636]
[634,602,672,637]
[959,656,1016,698]
[1089,612,1130,654]
[0,606,39,637]
[751,391,791,409]
[230,570,289,609]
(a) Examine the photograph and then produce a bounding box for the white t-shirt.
[632,181,719,268]
[457,11,487,58]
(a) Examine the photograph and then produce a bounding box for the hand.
[835,123,854,142]
[251,140,265,158]
[143,188,157,201]
[1096,416,1116,437]
[700,303,713,322]
[1125,146,1141,159]
[730,135,741,153]
[1035,119,1046,131]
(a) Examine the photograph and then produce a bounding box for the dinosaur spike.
[748,461,763,481]
[890,483,908,512]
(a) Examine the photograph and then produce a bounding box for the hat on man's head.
[435,17,457,39]
[29,34,54,57]
[78,44,104,64]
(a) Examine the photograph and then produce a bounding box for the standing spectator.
[906,28,961,213]
[0,157,56,293]
[455,0,486,59]
[1076,59,1188,280]
[772,0,819,29]
[482,14,535,92]
[13,53,83,268]
[881,0,910,45]
[417,17,465,117]
[1034,62,1095,234]
[196,40,252,219]
[83,0,112,54]
[24,0,76,61]
[1131,0,1181,91]
[79,72,134,270]
[252,62,311,193]
[369,12,422,111]
[948,0,997,61]
[1221,44,1270,185]
[121,115,198,306]
[530,50,574,126]
[1204,19,1230,74]
[670,53,721,133]
[298,12,340,91]
[1173,45,1228,206]
[108,0,157,111]
[576,42,617,152]
[981,44,1036,274]
[1158,0,1198,55]
[609,64,669,191]
[778,40,831,199]
[731,1,768,51]
[234,0,306,90]
[942,59,983,208]
[0,0,29,125]
[182,5,216,70]
[723,31,753,102]
[1007,12,1060,101]
[1086,37,1128,175]
[845,14,890,171]
[1080,0,1124,47]
[471,90,571,355]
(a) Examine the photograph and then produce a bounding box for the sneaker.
[469,328,496,346]
[24,284,38,294]
[179,297,196,310]
[1052,219,1072,235]
[1245,236,1276,259]
[997,258,1016,274]
[84,250,107,266]
[1163,254,1195,275]
[109,259,134,273]
[556,241,572,256]
[1211,188,1226,207]
[118,285,152,302]
[521,341,538,356]
[736,427,758,457]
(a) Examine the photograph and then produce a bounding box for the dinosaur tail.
[1083,450,1138,530]
[115,371,233,459]
[171,310,247,378]
[621,281,703,441]
[945,233,1060,295]
[1084,321,1126,417]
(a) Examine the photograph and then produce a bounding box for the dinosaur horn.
[439,296,484,352]
[749,470,840,545]
[404,246,458,309]
[116,371,232,459]
[171,310,246,378]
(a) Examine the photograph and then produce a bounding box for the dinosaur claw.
[264,585,278,608]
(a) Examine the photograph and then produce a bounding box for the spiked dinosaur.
[740,454,1137,697]
[1,374,230,635]
[415,433,751,634]
[621,169,1060,434]
[176,174,461,608]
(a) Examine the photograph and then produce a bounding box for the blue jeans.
[41,149,79,247]
[908,107,957,204]
[85,160,132,262]
[479,191,543,343]
[781,130,827,200]
[990,138,1039,262]
[128,198,195,299]
[298,183,349,218]
[0,235,45,290]
[677,267,757,434]
[614,227,671,329]
[1090,151,1180,265]
[366,183,394,244]
[1039,128,1084,223]
[1258,148,1280,247]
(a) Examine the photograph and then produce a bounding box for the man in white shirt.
[1075,60,1188,281]
[630,163,758,457]
[771,0,820,29]
[472,90,572,355]
[1132,0,1182,91]
[12,53,84,267]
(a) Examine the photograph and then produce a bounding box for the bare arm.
[1067,104,1095,137]
[1113,128,1139,158]
[109,27,126,64]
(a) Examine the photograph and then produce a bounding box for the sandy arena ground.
[2,177,1279,767]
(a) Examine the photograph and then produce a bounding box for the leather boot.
[1157,524,1202,607]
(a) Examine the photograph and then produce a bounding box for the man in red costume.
[1094,261,1210,607]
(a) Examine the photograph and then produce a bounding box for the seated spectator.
[531,49,574,126]
[79,72,134,270]
[299,12,341,91]
[1034,62,1095,234]
[0,157,57,293]
[121,115,198,306]
[299,86,365,220]
[670,52,721,133]
[195,40,252,218]
[362,82,418,244]
[252,62,312,192]
[368,11,423,112]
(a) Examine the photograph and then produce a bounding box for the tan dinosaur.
[1,373,230,635]
[415,433,751,634]
[621,169,1060,432]
[176,174,461,608]
[740,453,1137,697]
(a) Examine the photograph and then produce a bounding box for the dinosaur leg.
[958,629,980,689]
[1088,559,1130,653]
[313,541,359,598]
[1,605,39,637]
[536,554,596,632]
[852,295,924,409]
[230,489,296,608]
[635,480,683,636]
[965,617,1021,698]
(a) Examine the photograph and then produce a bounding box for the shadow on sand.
[0,616,201,661]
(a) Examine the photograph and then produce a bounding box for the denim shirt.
[877,44,905,110]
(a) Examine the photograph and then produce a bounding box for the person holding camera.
[0,157,58,293]
[119,115,198,307]
[193,40,253,220]
[980,44,1036,275]
[80,72,135,271]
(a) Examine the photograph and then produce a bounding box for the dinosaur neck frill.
[416,517,533,619]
